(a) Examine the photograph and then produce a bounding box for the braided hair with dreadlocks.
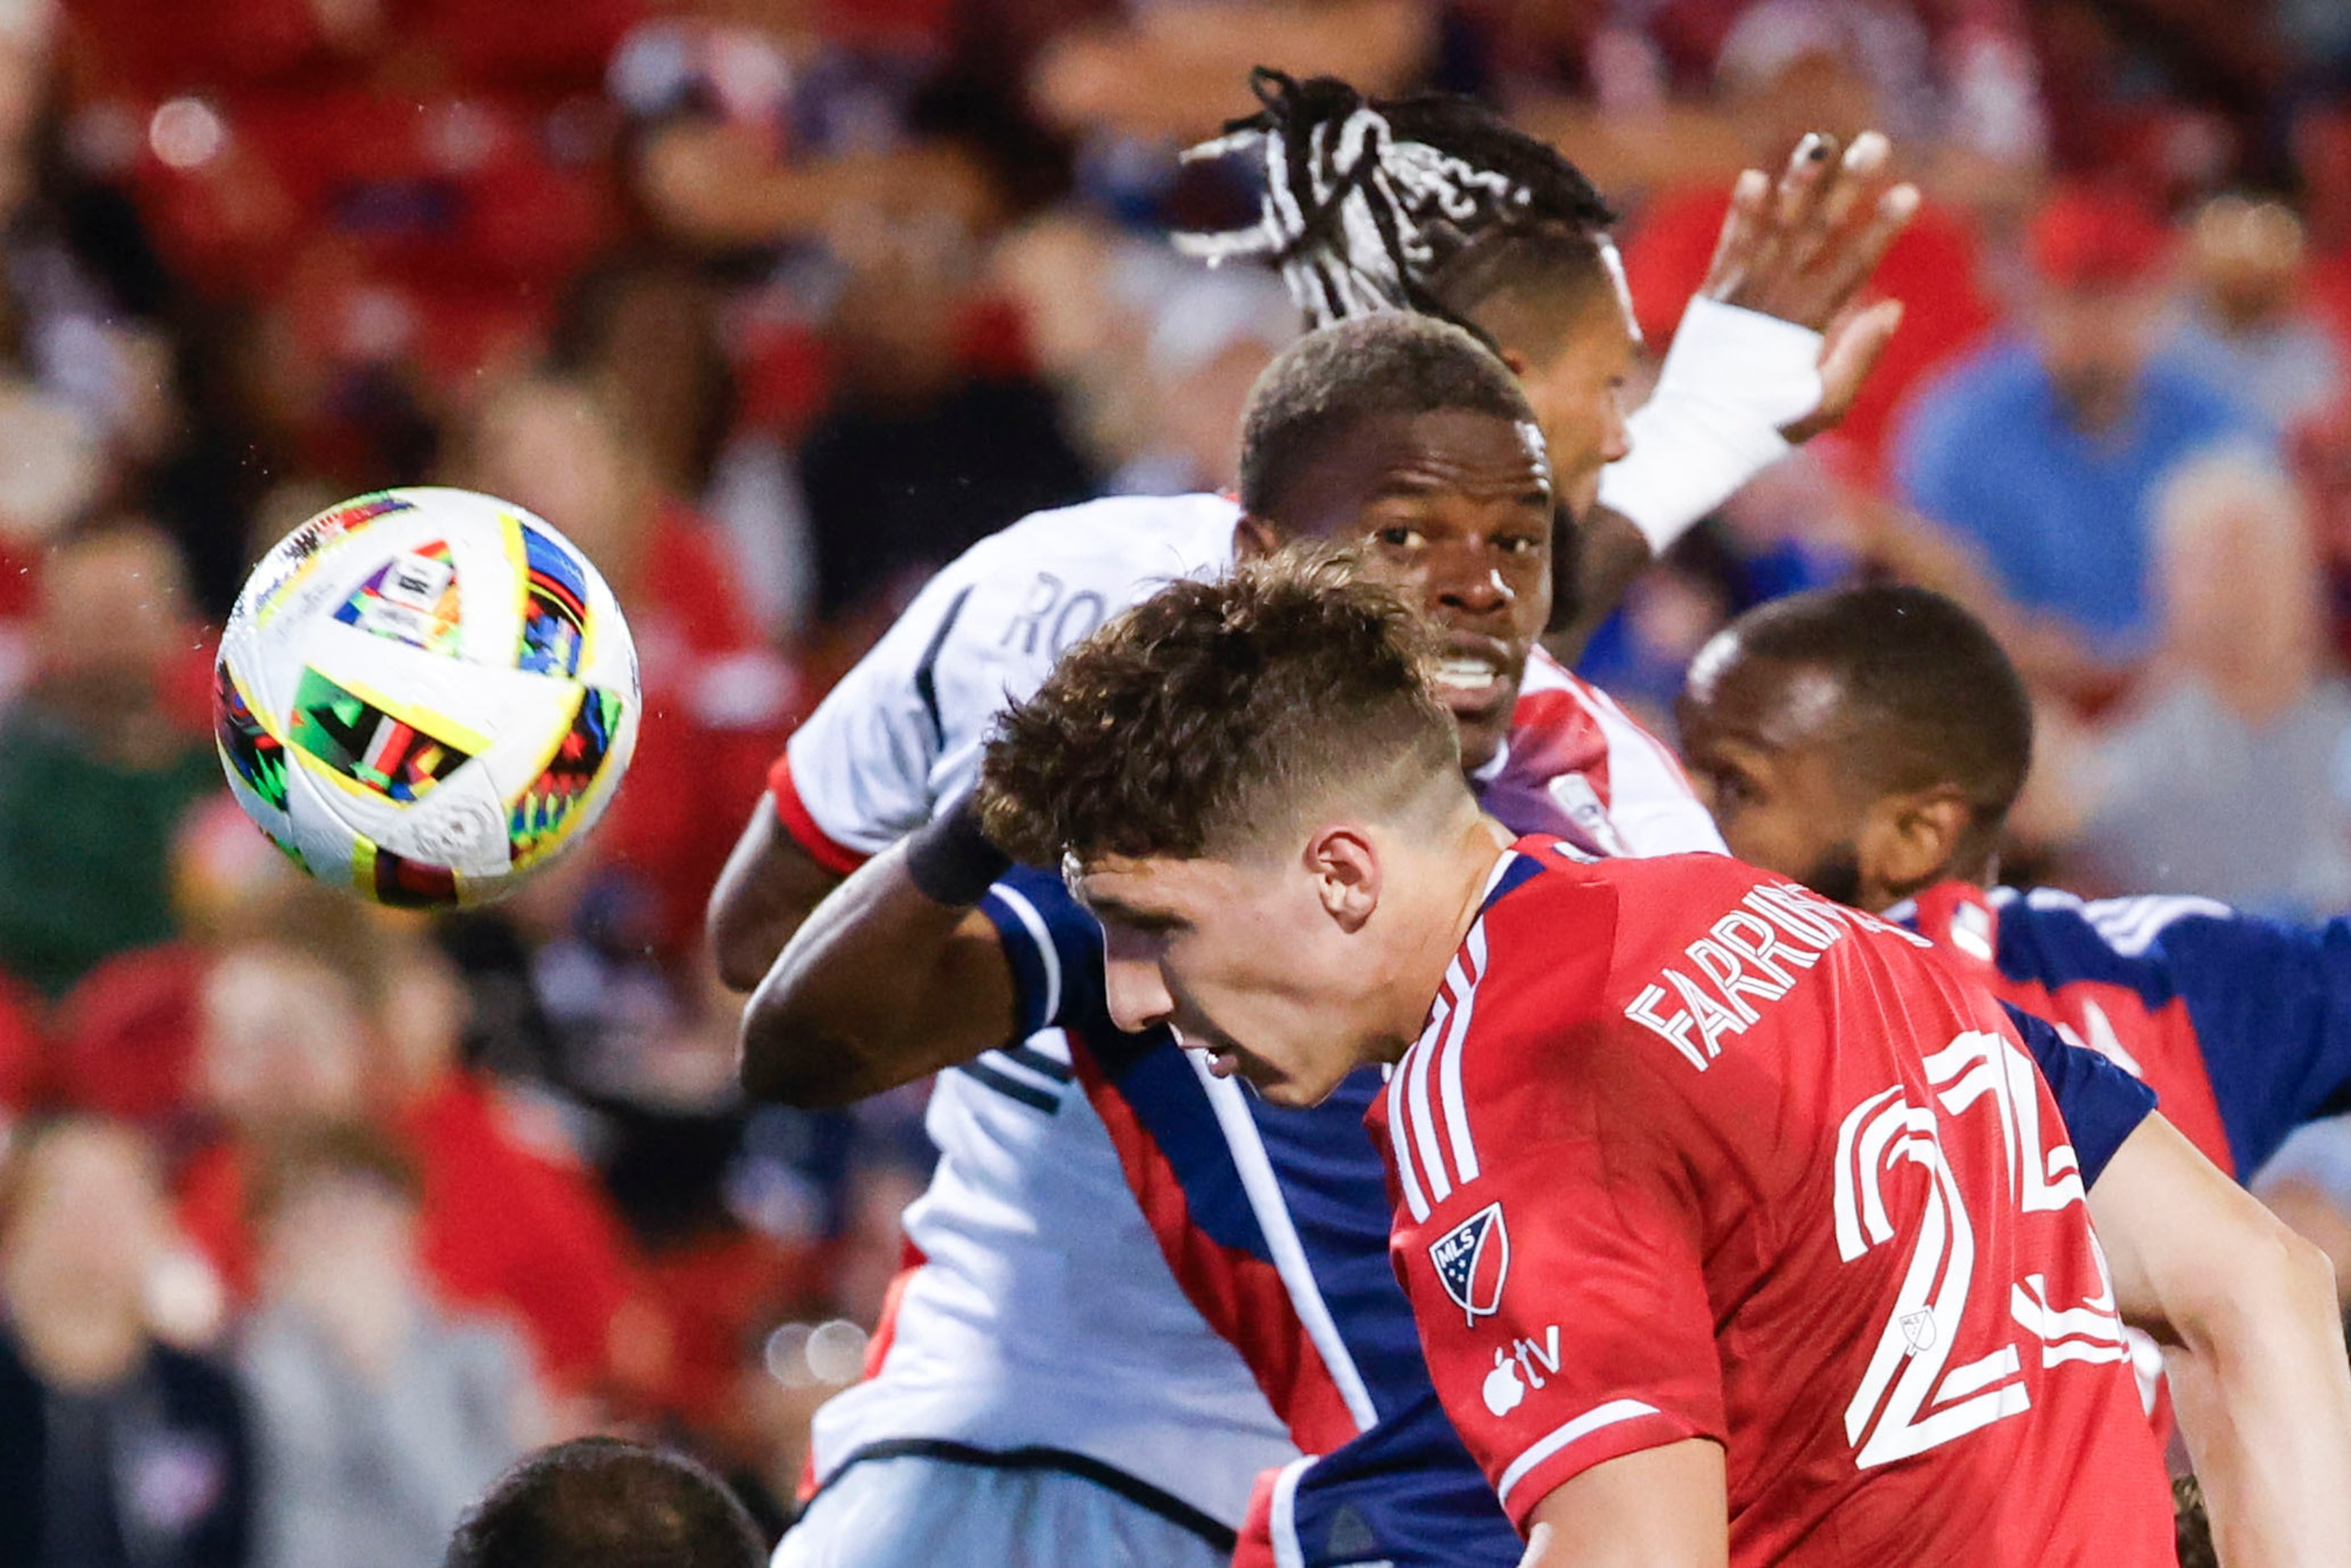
[1176,69,1625,344]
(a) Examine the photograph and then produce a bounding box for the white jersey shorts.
[773,1449,1235,1568]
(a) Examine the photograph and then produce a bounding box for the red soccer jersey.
[1370,839,2173,1565]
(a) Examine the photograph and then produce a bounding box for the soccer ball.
[213,487,640,908]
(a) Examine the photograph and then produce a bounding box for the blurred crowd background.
[0,0,2348,1560]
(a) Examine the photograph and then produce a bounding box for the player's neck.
[1373,816,1515,1060]
[1873,851,1998,914]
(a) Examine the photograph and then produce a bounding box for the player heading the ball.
[973,548,2351,1567]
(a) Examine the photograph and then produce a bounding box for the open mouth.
[1430,635,1517,715]
[1431,655,1503,695]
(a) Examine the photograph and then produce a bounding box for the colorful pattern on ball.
[213,663,288,812]
[334,539,462,656]
[508,685,622,868]
[255,493,416,626]
[216,487,640,911]
[352,838,460,908]
[287,667,477,804]
[518,524,589,677]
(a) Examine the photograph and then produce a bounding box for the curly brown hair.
[977,545,1460,868]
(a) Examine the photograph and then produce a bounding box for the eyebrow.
[1071,883,1136,922]
[1368,473,1449,500]
[1080,888,1187,933]
[1367,473,1555,504]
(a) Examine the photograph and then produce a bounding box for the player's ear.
[1866,786,1972,898]
[1232,513,1282,561]
[1304,825,1381,933]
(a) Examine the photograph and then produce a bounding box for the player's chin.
[1246,1058,1346,1109]
[1446,697,1516,774]
[1207,1044,1296,1102]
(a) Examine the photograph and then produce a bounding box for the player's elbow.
[2273,1226,2343,1333]
[733,987,874,1109]
[737,1006,869,1109]
[707,873,814,993]
[707,806,836,992]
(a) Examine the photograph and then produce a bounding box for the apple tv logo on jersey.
[1484,1350,1528,1416]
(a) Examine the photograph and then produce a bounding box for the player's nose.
[1104,958,1176,1034]
[1429,551,1511,617]
[1602,391,1633,466]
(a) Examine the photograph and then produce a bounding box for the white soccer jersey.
[770,491,1724,1535]
[781,494,1291,1533]
[776,493,1241,862]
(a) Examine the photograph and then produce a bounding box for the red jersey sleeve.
[1379,922,1727,1532]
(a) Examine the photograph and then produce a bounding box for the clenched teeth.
[1433,657,1499,690]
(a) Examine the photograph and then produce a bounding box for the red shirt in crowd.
[595,501,796,959]
[175,1070,637,1395]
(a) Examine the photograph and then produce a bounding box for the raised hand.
[1699,131,1920,443]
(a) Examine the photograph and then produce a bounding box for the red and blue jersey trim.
[976,864,1529,1565]
[1909,884,2351,1181]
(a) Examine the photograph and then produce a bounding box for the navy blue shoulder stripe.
[1481,850,1548,913]
[2000,1000,2156,1188]
[954,1058,1064,1114]
[912,584,975,750]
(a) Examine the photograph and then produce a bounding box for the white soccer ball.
[213,487,640,908]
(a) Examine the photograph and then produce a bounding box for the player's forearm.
[708,807,844,992]
[2093,1117,2351,1562]
[738,842,1016,1108]
[2161,1229,2351,1568]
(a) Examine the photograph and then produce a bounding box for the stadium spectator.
[1104,264,1294,497]
[0,1116,255,1568]
[1893,184,2267,701]
[0,0,174,471]
[2302,399,2351,664]
[459,373,791,961]
[239,1122,533,1568]
[45,793,303,1126]
[549,250,817,645]
[984,216,1257,493]
[1025,0,1433,143]
[374,935,640,1408]
[794,200,1097,626]
[178,898,641,1401]
[444,1436,765,1568]
[0,521,216,997]
[2303,100,2351,352]
[2060,455,2351,918]
[2164,194,2345,432]
[177,932,376,1298]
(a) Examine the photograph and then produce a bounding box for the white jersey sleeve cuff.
[1492,1398,1699,1528]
